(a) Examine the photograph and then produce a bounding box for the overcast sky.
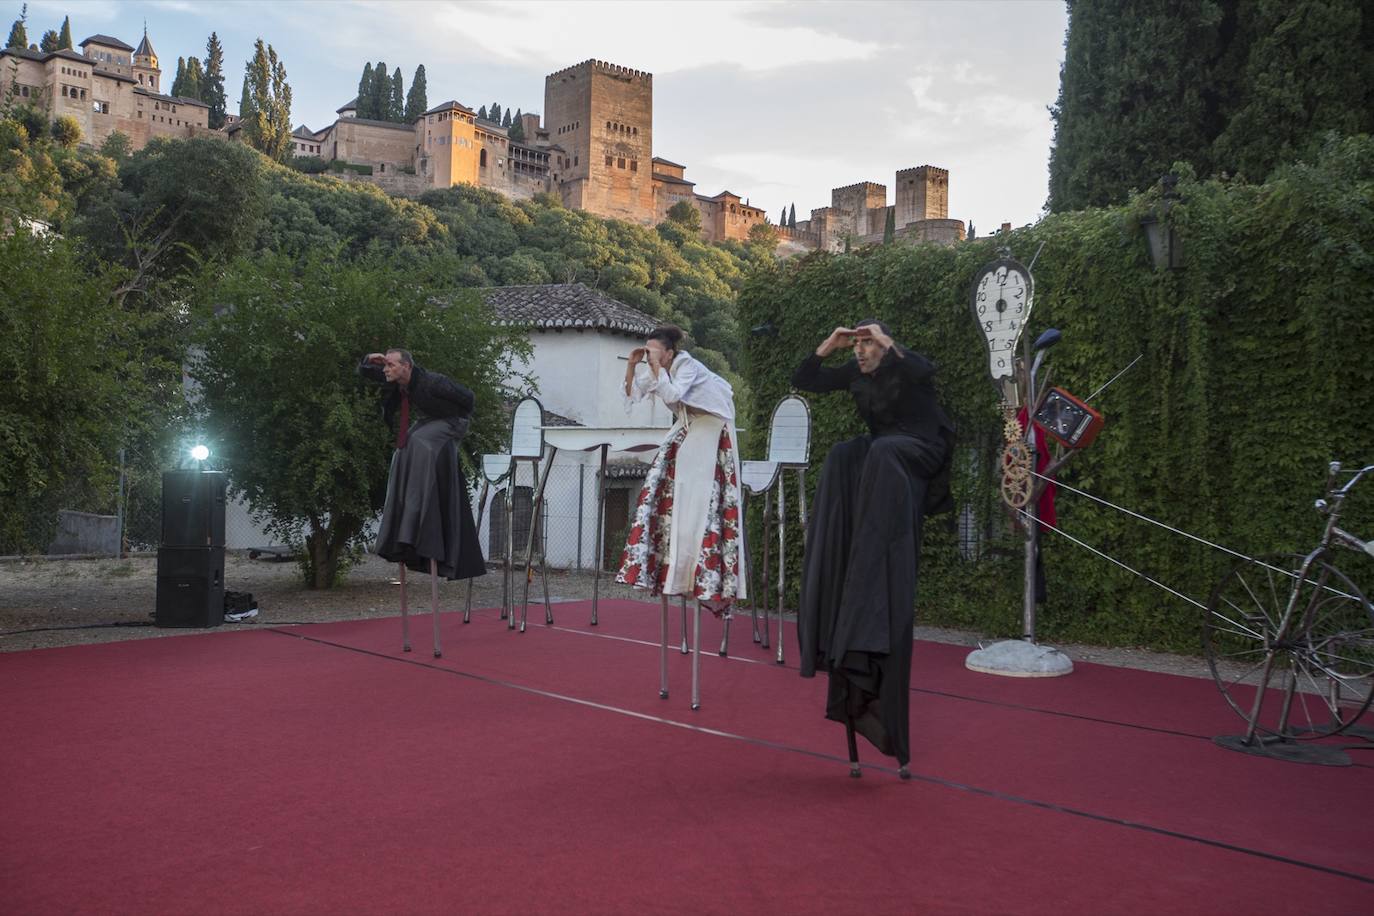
[27,0,1068,232]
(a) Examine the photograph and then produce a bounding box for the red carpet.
[3,598,1372,915]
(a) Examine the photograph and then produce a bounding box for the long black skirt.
[797,433,946,766]
[375,416,485,580]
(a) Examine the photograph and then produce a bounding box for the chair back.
[767,395,811,467]
[510,397,545,460]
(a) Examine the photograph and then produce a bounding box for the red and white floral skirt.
[614,412,747,608]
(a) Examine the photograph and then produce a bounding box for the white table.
[538,425,671,625]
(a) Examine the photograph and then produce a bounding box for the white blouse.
[626,351,736,423]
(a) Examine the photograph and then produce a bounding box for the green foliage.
[0,229,132,551]
[1048,0,1374,212]
[203,32,227,130]
[288,154,329,174]
[57,14,70,50]
[38,28,55,52]
[883,207,895,244]
[98,130,131,162]
[370,60,388,122]
[489,103,501,125]
[189,251,529,587]
[243,39,291,161]
[50,114,79,148]
[663,199,700,232]
[508,108,524,142]
[355,62,374,120]
[388,66,403,122]
[171,57,186,96]
[740,137,1374,652]
[5,4,26,50]
[404,64,426,122]
[788,204,796,228]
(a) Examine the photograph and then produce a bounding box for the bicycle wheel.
[1203,554,1374,739]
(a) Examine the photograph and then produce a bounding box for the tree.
[788,203,796,228]
[663,199,701,232]
[171,57,186,97]
[370,60,388,121]
[388,66,403,122]
[50,114,80,148]
[883,206,895,244]
[243,39,292,161]
[190,251,526,587]
[477,105,487,120]
[98,130,131,161]
[57,14,70,50]
[355,62,374,120]
[5,4,26,50]
[489,102,501,124]
[501,108,512,128]
[237,72,253,121]
[779,208,786,226]
[38,28,56,52]
[203,32,227,129]
[182,57,204,101]
[508,108,525,142]
[404,64,427,122]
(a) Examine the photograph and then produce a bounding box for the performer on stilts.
[792,321,955,778]
[359,348,485,657]
[615,325,747,711]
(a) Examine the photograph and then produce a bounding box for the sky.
[20,0,1068,232]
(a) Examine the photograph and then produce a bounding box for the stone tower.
[543,59,654,224]
[895,166,949,228]
[133,27,160,93]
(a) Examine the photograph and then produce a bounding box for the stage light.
[190,444,210,462]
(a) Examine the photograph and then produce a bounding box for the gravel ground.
[0,553,1217,680]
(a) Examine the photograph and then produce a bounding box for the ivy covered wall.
[738,136,1374,653]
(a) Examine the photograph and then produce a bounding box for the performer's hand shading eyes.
[818,327,860,357]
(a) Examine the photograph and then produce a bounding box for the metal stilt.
[775,471,786,665]
[520,451,555,633]
[505,459,517,630]
[718,608,730,657]
[679,596,689,655]
[659,595,670,699]
[399,562,410,653]
[464,478,490,624]
[846,717,861,778]
[430,557,442,658]
[691,601,702,711]
[591,444,608,626]
[759,489,771,649]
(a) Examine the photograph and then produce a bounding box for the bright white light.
[190,445,210,461]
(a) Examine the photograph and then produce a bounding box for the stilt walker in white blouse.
[615,325,748,710]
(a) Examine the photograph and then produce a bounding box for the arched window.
[480,148,488,167]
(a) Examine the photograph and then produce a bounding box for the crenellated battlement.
[547,59,653,83]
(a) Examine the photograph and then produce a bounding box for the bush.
[50,115,81,148]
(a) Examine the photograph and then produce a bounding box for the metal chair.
[506,398,553,632]
[721,395,812,663]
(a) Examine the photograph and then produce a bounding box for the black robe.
[359,359,485,580]
[792,345,953,766]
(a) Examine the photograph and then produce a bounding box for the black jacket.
[358,359,475,432]
[791,344,954,441]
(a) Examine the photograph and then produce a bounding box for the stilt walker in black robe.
[792,321,954,778]
[360,349,484,656]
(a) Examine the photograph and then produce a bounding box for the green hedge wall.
[738,135,1374,653]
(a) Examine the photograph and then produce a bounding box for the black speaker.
[155,547,225,628]
[162,471,226,548]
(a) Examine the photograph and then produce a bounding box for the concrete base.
[47,510,119,556]
[965,640,1074,678]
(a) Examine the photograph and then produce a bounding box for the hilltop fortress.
[2,33,963,251]
[293,58,965,251]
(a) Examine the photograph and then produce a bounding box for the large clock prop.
[965,248,1107,678]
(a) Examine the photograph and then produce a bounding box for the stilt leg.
[691,602,702,711]
[505,460,517,631]
[846,717,861,778]
[759,489,771,649]
[430,557,442,658]
[679,596,690,655]
[465,479,489,624]
[898,764,911,780]
[399,563,411,653]
[718,609,730,657]
[541,546,553,625]
[522,450,555,633]
[775,473,786,665]
[659,595,670,699]
[591,445,608,626]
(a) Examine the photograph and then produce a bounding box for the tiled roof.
[81,34,134,51]
[424,99,474,116]
[134,32,156,59]
[651,156,685,169]
[340,116,413,132]
[292,125,315,138]
[0,47,45,62]
[136,88,210,109]
[337,97,357,112]
[1,47,85,63]
[482,284,658,337]
[652,172,695,187]
[95,68,137,84]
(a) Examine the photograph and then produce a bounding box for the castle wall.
[895,165,949,226]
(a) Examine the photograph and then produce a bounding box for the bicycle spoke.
[1207,609,1266,642]
[1220,655,1271,694]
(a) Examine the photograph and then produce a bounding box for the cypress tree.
[788,203,796,228]
[57,14,71,50]
[501,108,512,128]
[477,105,487,120]
[245,39,292,161]
[238,73,254,121]
[779,208,786,226]
[5,4,27,50]
[39,28,56,52]
[371,60,388,121]
[204,32,228,129]
[184,57,204,101]
[489,102,501,124]
[171,57,187,97]
[883,207,895,244]
[356,62,374,120]
[404,64,427,121]
[388,66,403,122]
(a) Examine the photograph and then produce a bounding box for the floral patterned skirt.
[614,413,746,607]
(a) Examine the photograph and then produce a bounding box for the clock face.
[971,257,1034,381]
[1038,392,1085,439]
